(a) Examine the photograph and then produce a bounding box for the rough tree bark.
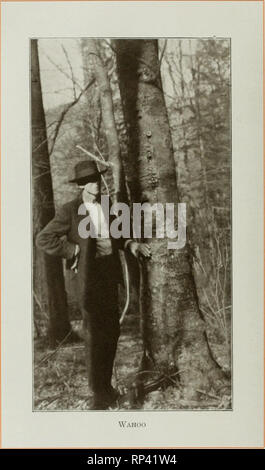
[31,39,72,348]
[115,39,226,399]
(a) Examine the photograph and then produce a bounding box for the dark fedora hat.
[69,160,107,184]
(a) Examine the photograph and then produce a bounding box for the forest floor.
[34,313,231,411]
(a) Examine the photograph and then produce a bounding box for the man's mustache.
[82,188,100,195]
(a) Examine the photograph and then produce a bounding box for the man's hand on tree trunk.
[128,241,151,259]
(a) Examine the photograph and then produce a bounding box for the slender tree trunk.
[81,39,126,203]
[115,39,226,399]
[31,39,72,348]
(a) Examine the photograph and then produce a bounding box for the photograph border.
[30,34,233,414]
[0,0,264,449]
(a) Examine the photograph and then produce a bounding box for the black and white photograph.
[1,0,264,450]
[32,37,232,412]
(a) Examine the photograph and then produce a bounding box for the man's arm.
[110,208,151,259]
[36,204,76,260]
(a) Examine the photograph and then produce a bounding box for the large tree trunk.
[115,39,225,399]
[31,39,72,348]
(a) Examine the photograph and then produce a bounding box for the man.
[36,160,150,409]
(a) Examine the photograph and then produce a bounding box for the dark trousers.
[81,255,120,399]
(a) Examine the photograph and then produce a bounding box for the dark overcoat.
[36,194,127,311]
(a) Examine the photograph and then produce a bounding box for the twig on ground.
[34,393,64,406]
[35,331,72,368]
[196,389,219,400]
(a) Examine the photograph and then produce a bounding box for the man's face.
[79,179,100,197]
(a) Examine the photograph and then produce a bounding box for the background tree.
[162,39,231,365]
[31,39,72,347]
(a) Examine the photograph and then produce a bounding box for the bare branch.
[34,170,52,181]
[159,39,167,67]
[49,78,95,154]
[102,39,117,54]
[42,49,83,92]
[76,145,114,168]
[61,44,77,100]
